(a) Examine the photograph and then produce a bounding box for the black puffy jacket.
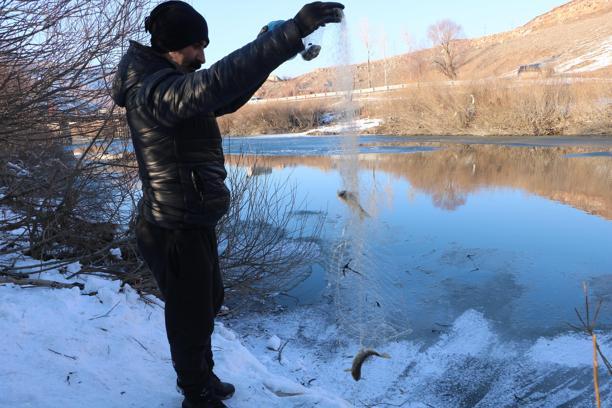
[111,21,303,229]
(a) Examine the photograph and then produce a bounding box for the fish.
[350,348,391,381]
[337,190,370,219]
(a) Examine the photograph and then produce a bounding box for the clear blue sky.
[178,0,569,78]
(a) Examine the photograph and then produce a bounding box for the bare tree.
[401,32,429,82]
[378,27,389,89]
[359,18,373,88]
[427,19,464,80]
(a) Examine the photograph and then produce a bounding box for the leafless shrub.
[369,79,610,136]
[219,154,325,300]
[218,102,329,135]
[0,0,149,275]
[513,81,572,135]
[359,18,374,88]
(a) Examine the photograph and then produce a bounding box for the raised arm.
[137,20,303,127]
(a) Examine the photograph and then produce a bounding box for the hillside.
[256,0,612,98]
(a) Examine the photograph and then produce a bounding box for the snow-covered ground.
[231,117,384,139]
[557,35,612,73]
[1,252,610,407]
[0,257,348,408]
[303,118,383,136]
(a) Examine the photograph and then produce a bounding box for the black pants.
[135,216,224,395]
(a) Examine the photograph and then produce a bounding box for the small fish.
[350,348,391,381]
[337,190,370,219]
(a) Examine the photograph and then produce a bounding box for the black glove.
[293,2,345,38]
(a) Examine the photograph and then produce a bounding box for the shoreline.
[227,133,612,147]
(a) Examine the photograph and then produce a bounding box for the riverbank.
[218,81,612,137]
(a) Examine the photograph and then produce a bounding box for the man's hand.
[293,2,345,38]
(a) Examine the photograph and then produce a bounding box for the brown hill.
[519,0,612,31]
[256,0,612,98]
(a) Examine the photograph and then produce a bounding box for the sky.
[176,1,569,78]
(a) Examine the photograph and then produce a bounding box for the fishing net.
[326,19,413,348]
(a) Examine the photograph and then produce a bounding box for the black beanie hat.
[144,1,209,52]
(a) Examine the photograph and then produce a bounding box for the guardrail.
[248,77,612,104]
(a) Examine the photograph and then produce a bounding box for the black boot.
[177,373,235,401]
[181,388,227,408]
[210,372,235,400]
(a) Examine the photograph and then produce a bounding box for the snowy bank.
[0,263,349,408]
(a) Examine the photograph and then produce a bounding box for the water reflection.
[226,141,612,339]
[228,143,612,219]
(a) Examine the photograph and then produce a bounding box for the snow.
[528,334,601,368]
[0,256,350,407]
[6,161,30,177]
[66,261,82,275]
[109,248,122,260]
[1,260,610,407]
[557,35,612,73]
[303,118,383,135]
[266,335,282,351]
[229,117,384,139]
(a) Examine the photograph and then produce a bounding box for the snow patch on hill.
[557,35,612,72]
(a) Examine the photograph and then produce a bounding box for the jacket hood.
[111,41,173,107]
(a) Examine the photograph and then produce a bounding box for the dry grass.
[220,79,610,137]
[570,282,612,408]
[218,101,329,136]
[368,80,612,136]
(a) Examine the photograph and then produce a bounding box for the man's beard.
[187,60,202,72]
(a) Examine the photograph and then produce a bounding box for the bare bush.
[369,79,610,136]
[0,0,149,276]
[218,154,325,299]
[513,82,572,135]
[218,102,329,135]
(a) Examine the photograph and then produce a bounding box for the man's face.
[168,40,207,72]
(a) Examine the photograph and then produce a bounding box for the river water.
[222,134,612,407]
[224,135,612,341]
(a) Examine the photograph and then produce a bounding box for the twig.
[572,282,608,408]
[129,336,154,357]
[0,276,84,290]
[592,333,601,408]
[596,342,612,376]
[48,348,77,360]
[89,300,121,321]
[466,253,479,272]
[360,398,413,408]
[342,259,363,277]
[277,340,289,365]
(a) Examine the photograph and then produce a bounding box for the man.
[111,1,344,407]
